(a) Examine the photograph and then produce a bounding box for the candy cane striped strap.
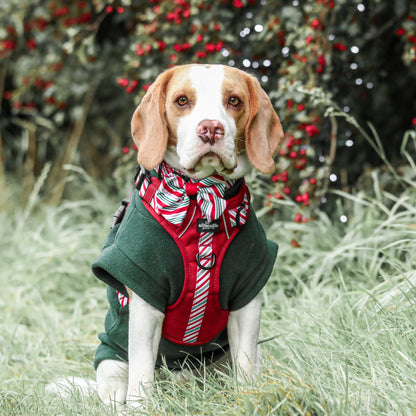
[182,231,214,343]
[116,291,129,307]
[229,193,249,228]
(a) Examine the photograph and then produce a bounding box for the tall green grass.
[1,134,416,415]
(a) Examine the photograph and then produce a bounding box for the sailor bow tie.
[139,163,249,227]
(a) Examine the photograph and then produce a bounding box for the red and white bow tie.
[139,163,249,227]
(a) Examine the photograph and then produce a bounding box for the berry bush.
[1,0,415,215]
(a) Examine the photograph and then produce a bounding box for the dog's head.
[131,64,283,179]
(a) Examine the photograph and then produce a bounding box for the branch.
[45,87,96,205]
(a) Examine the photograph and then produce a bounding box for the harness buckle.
[135,165,151,191]
[111,198,130,228]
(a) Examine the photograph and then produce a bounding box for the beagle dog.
[94,64,283,409]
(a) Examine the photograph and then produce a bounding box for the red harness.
[138,172,250,346]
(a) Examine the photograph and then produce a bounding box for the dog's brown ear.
[245,75,283,175]
[131,69,174,170]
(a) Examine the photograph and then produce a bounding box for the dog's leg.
[96,359,128,407]
[227,294,262,379]
[126,291,164,408]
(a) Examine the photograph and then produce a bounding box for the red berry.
[205,43,216,53]
[311,19,320,30]
[3,40,16,50]
[305,125,320,137]
[126,80,138,93]
[333,43,347,51]
[291,239,301,248]
[136,44,144,55]
[216,41,224,51]
[117,78,129,87]
[294,213,303,223]
[157,40,166,51]
[26,39,36,50]
[54,6,69,17]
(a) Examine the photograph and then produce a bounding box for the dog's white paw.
[96,359,128,407]
[125,382,152,409]
[125,395,146,411]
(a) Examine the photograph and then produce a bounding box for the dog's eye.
[176,96,189,106]
[228,96,241,107]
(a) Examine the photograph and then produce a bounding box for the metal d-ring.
[196,252,216,270]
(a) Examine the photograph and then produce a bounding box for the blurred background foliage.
[0,0,415,219]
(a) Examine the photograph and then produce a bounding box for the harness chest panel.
[139,173,249,345]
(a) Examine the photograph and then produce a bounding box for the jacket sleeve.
[91,191,184,313]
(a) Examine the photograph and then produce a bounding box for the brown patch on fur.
[131,68,175,169]
[243,73,283,174]
[222,66,283,173]
[165,66,196,143]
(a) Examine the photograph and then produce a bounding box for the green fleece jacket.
[92,189,278,370]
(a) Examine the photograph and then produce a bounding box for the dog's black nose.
[197,119,224,145]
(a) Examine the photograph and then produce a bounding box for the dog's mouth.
[186,152,236,176]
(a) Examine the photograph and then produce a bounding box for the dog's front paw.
[96,359,128,408]
[124,388,148,411]
[234,344,262,383]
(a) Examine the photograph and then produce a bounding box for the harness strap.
[141,177,160,206]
